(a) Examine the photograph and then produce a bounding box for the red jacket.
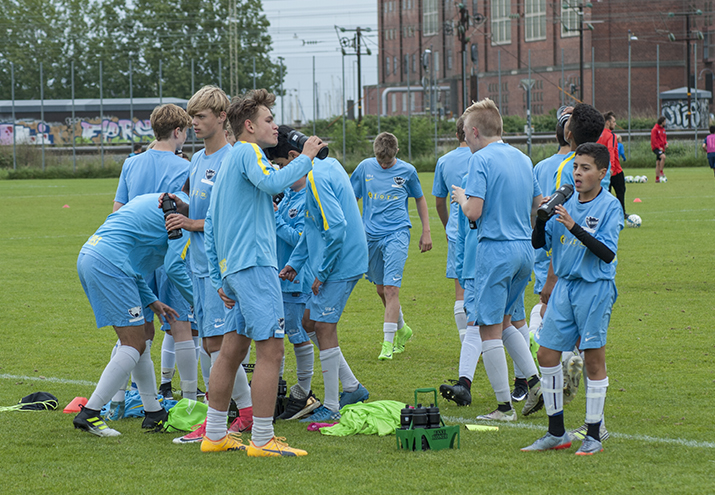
[651,124,667,151]
[597,128,622,175]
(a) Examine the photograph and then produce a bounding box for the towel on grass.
[321,400,403,437]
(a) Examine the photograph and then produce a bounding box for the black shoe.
[277,385,321,420]
[158,382,173,400]
[439,381,472,406]
[142,408,169,429]
[73,405,120,437]
[511,377,529,402]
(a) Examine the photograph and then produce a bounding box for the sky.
[262,0,378,125]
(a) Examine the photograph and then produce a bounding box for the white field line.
[0,374,97,387]
[442,414,715,449]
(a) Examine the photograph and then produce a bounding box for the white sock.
[503,325,538,379]
[133,340,161,413]
[320,347,341,412]
[160,333,175,385]
[175,340,198,400]
[231,363,252,409]
[585,377,609,424]
[199,346,211,388]
[308,331,319,348]
[251,416,274,447]
[512,323,532,379]
[339,352,360,393]
[383,322,397,344]
[540,364,563,416]
[481,339,511,404]
[205,406,228,441]
[458,325,482,381]
[109,341,128,403]
[193,336,201,359]
[294,344,314,394]
[454,300,467,341]
[397,307,405,329]
[86,345,140,410]
[529,303,543,334]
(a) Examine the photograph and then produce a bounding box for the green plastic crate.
[395,388,460,451]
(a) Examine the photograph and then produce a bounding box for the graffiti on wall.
[661,100,709,130]
[0,117,153,146]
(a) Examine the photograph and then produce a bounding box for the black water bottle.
[537,184,574,221]
[412,404,428,429]
[427,404,441,429]
[161,194,182,240]
[400,404,413,430]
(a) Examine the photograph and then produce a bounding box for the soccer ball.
[633,175,642,183]
[625,175,634,183]
[661,176,667,183]
[641,175,648,183]
[626,214,642,228]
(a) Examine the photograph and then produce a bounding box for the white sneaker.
[476,408,516,422]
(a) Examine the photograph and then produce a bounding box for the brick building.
[365,1,714,122]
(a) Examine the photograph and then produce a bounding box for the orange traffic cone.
[63,396,88,413]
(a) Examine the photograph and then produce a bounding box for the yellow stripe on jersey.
[181,238,191,260]
[554,151,575,190]
[307,171,329,231]
[240,141,271,176]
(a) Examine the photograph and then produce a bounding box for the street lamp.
[628,29,638,159]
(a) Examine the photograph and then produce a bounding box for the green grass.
[1,170,715,494]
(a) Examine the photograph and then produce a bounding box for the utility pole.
[457,3,469,111]
[335,25,372,125]
[666,9,703,130]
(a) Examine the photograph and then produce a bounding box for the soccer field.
[1,168,714,494]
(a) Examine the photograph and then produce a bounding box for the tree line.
[0,0,282,101]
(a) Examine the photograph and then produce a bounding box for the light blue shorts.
[445,238,458,279]
[78,250,148,329]
[511,290,526,322]
[222,266,285,341]
[283,292,310,345]
[146,265,192,331]
[307,277,360,324]
[463,278,476,323]
[535,278,616,352]
[193,274,228,339]
[474,240,534,326]
[366,230,410,287]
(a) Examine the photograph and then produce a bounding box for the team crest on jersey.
[128,306,143,323]
[393,176,406,187]
[205,169,216,181]
[288,208,298,218]
[584,216,599,233]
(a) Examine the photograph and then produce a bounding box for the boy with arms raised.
[202,89,323,456]
[168,86,253,444]
[451,99,544,421]
[433,117,471,343]
[523,142,622,455]
[351,132,432,361]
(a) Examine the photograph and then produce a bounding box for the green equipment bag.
[163,398,208,433]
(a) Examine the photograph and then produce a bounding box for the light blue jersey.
[350,157,423,236]
[204,141,313,289]
[80,192,193,308]
[114,149,190,204]
[454,174,479,285]
[553,151,611,193]
[543,188,623,282]
[188,144,232,278]
[288,157,368,283]
[465,141,541,242]
[532,152,570,293]
[432,146,471,242]
[276,186,313,294]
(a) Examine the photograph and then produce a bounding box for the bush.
[4,162,122,180]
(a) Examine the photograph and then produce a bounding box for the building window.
[447,49,452,70]
[423,0,439,36]
[386,56,391,76]
[393,57,397,75]
[434,51,439,73]
[402,93,407,112]
[412,53,417,73]
[561,1,580,38]
[391,93,397,113]
[525,0,546,41]
[491,0,512,45]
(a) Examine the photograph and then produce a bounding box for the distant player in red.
[597,112,626,218]
[702,125,715,179]
[650,116,668,183]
